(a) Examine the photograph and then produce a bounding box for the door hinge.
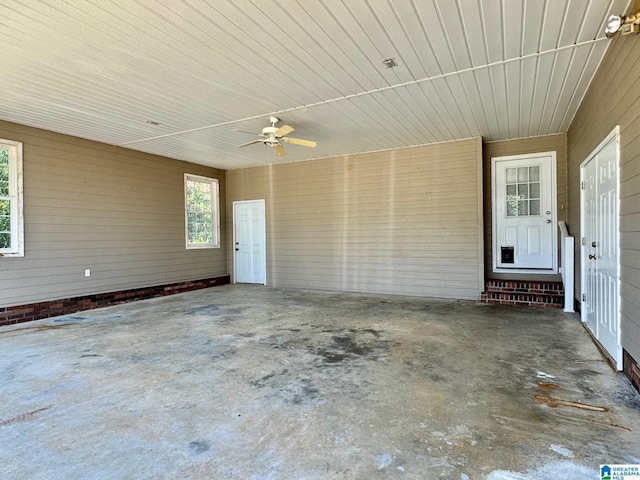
[581,237,586,246]
[582,293,586,301]
[581,180,585,190]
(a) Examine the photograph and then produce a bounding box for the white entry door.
[233,200,266,284]
[492,153,557,272]
[581,129,620,369]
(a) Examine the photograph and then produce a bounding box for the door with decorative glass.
[492,153,557,272]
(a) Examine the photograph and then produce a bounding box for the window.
[184,173,219,249]
[505,165,541,217]
[0,139,24,257]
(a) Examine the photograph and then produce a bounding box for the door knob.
[546,219,551,223]
[589,254,596,260]
[592,241,597,247]
[235,248,240,251]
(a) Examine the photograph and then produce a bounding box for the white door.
[233,200,266,284]
[492,153,557,272]
[581,130,620,369]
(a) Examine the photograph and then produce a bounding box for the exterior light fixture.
[605,11,640,37]
[605,14,624,37]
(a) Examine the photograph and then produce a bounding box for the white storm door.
[493,153,557,272]
[581,131,620,368]
[233,200,266,284]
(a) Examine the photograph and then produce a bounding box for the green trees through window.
[0,147,12,249]
[185,174,219,248]
[0,139,23,256]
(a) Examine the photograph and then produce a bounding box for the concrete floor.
[1,285,639,479]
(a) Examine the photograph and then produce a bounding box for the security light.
[605,14,623,37]
[605,11,640,37]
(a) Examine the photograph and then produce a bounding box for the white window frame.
[0,138,24,257]
[184,173,220,249]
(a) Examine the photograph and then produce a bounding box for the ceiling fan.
[235,116,317,156]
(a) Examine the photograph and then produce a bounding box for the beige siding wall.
[567,0,640,363]
[0,120,227,308]
[227,138,484,300]
[483,134,567,281]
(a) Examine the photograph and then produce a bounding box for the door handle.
[546,219,551,223]
[592,241,597,248]
[235,248,240,251]
[589,254,596,260]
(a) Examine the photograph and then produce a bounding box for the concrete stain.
[537,382,559,389]
[309,327,394,365]
[360,328,383,338]
[611,387,640,409]
[188,439,211,455]
[55,315,88,323]
[250,372,277,388]
[569,368,602,377]
[283,380,321,405]
[331,335,373,356]
[534,395,609,412]
[184,304,219,316]
[315,349,348,364]
[4,323,75,335]
[0,406,52,427]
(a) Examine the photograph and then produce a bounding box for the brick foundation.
[623,349,640,394]
[0,275,230,327]
[481,280,564,308]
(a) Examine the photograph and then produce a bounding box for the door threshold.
[493,269,558,275]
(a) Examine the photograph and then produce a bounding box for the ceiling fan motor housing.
[262,126,279,137]
[263,137,281,147]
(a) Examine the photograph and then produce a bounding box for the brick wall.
[0,275,230,327]
[623,349,640,395]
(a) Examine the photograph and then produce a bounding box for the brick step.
[481,280,564,309]
[484,280,564,295]
[480,291,564,308]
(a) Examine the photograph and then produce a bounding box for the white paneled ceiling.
[0,0,631,169]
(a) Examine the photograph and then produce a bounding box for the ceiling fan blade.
[275,124,295,136]
[283,137,317,148]
[236,139,262,148]
[274,144,287,156]
[233,129,261,135]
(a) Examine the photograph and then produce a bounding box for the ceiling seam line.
[119,37,609,146]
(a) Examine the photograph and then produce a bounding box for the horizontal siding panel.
[266,200,477,213]
[621,231,640,251]
[621,267,640,295]
[229,138,483,300]
[270,248,480,259]
[239,165,479,185]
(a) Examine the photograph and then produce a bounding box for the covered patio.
[1,285,638,479]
